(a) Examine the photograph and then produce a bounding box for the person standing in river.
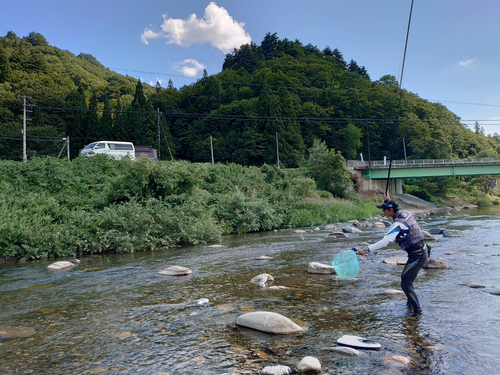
[357,193,429,315]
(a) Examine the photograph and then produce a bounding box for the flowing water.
[1,207,500,374]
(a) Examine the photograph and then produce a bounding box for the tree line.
[1,31,499,163]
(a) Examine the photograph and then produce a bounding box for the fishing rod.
[385,0,415,195]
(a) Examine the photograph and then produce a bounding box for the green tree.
[306,139,352,197]
[339,123,363,159]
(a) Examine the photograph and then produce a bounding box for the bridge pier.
[352,170,403,194]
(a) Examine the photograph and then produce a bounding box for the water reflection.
[1,207,500,374]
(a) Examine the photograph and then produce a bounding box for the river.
[1,207,499,374]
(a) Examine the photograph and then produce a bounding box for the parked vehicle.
[80,141,136,160]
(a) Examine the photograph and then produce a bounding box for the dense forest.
[1,31,499,164]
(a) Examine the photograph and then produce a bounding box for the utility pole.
[403,137,407,164]
[366,123,371,168]
[20,95,33,161]
[66,136,70,160]
[276,131,280,168]
[157,108,161,160]
[210,135,214,164]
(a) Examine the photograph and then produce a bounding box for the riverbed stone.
[250,273,274,284]
[428,228,445,235]
[296,356,321,374]
[381,220,392,227]
[328,232,348,238]
[384,289,405,296]
[422,231,437,241]
[308,262,335,274]
[325,224,337,230]
[384,355,412,366]
[47,261,76,270]
[424,258,448,269]
[373,222,386,229]
[267,286,289,291]
[261,365,291,375]
[467,283,487,289]
[158,266,192,276]
[257,256,273,260]
[443,230,464,237]
[359,242,370,246]
[207,244,225,248]
[343,226,362,233]
[329,346,361,356]
[294,229,306,233]
[236,311,304,334]
[489,290,500,295]
[0,326,36,339]
[383,257,407,265]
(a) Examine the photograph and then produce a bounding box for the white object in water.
[337,334,381,350]
[197,298,209,305]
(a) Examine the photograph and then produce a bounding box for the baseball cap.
[376,199,399,210]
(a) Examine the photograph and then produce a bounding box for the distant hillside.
[0,31,498,163]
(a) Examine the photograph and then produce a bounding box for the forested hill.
[1,31,499,163]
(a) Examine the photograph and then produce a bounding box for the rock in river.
[250,273,274,284]
[443,230,464,237]
[383,257,407,265]
[236,311,304,334]
[428,228,445,235]
[384,289,405,296]
[329,346,361,356]
[296,356,321,374]
[424,258,448,269]
[422,230,437,241]
[261,365,291,375]
[158,266,192,276]
[308,262,335,274]
[342,226,362,234]
[47,261,77,270]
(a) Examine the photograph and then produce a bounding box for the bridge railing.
[348,157,500,169]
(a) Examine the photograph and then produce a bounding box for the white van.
[80,141,136,160]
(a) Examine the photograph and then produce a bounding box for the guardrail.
[348,157,500,169]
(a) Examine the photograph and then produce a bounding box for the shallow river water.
[1,207,500,374]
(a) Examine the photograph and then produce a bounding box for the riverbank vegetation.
[0,154,379,261]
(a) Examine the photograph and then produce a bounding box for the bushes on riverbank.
[0,156,378,261]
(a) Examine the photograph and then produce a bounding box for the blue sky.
[2,0,500,134]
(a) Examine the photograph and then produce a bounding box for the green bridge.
[348,157,500,179]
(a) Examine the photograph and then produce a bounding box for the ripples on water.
[1,208,500,374]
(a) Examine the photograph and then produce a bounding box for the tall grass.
[0,156,378,261]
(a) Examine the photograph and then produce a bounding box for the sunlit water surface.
[1,207,499,374]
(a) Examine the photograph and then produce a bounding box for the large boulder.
[250,273,274,284]
[424,258,448,269]
[158,266,192,276]
[342,226,362,234]
[47,261,76,270]
[236,311,304,334]
[308,262,336,274]
[296,356,321,374]
[443,230,464,237]
[422,231,437,241]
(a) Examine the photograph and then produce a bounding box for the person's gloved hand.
[357,247,368,255]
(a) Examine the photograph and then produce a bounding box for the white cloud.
[141,28,162,45]
[141,2,252,53]
[459,58,477,66]
[174,58,206,77]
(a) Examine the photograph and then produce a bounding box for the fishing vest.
[393,210,425,253]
